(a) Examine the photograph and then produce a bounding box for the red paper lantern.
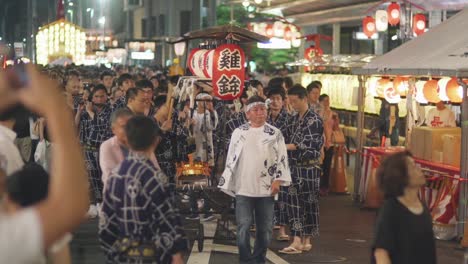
[363,16,376,39]
[423,80,440,103]
[284,26,292,41]
[265,24,274,38]
[387,2,400,26]
[446,78,463,103]
[212,44,245,100]
[376,78,391,98]
[413,14,426,36]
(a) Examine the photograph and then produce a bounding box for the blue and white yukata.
[268,109,291,226]
[79,104,113,203]
[99,153,188,264]
[286,108,324,237]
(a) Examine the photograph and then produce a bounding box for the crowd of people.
[0,63,436,264]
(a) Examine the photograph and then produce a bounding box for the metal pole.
[458,80,468,242]
[353,75,367,203]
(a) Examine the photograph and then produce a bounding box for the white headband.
[196,93,212,100]
[246,102,266,112]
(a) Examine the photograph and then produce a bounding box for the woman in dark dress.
[372,151,436,264]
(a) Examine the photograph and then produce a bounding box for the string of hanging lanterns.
[362,1,427,39]
[369,76,464,104]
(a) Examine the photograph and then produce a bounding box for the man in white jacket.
[219,96,291,264]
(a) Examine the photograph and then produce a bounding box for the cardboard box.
[442,134,461,167]
[410,127,460,162]
[409,127,426,159]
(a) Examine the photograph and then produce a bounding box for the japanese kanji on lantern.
[188,48,215,78]
[212,44,245,100]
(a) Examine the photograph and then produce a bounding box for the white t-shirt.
[235,126,271,197]
[0,209,43,263]
[0,124,24,176]
[426,108,456,127]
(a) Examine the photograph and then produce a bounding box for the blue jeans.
[236,195,274,264]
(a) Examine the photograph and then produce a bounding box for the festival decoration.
[376,10,389,32]
[415,80,428,104]
[212,44,245,100]
[413,14,426,36]
[423,79,440,103]
[363,16,377,39]
[387,2,401,26]
[437,78,451,101]
[393,76,408,97]
[446,78,463,103]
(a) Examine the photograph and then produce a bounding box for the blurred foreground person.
[99,116,187,264]
[0,66,89,262]
[372,151,436,264]
[4,163,72,264]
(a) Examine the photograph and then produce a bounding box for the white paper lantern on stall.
[437,77,450,101]
[415,80,428,104]
[376,10,389,32]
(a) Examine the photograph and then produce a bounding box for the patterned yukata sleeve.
[145,169,188,257]
[275,131,291,186]
[98,175,121,256]
[296,113,324,161]
[78,112,91,144]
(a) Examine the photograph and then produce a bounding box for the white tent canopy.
[355,8,468,77]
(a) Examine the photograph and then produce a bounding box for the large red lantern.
[446,78,463,103]
[212,44,245,100]
[387,2,400,26]
[413,14,426,36]
[423,79,440,103]
[363,16,376,39]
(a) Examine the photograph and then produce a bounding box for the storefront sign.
[212,44,245,100]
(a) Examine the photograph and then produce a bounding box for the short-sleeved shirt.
[0,209,43,263]
[372,198,436,264]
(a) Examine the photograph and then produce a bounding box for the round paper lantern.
[376,10,388,32]
[387,2,400,26]
[284,26,292,41]
[384,85,401,104]
[393,76,408,97]
[423,79,440,103]
[265,24,274,38]
[291,31,302,48]
[413,14,426,36]
[363,16,376,39]
[446,78,463,103]
[273,21,285,37]
[415,80,428,104]
[375,78,391,98]
[437,77,451,101]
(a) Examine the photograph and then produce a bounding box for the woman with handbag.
[319,94,343,196]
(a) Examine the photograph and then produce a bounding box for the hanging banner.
[212,44,245,100]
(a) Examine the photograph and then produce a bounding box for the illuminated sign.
[131,51,154,60]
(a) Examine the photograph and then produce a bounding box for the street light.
[98,16,106,26]
[69,2,74,6]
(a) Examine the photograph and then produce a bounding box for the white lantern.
[174,41,186,57]
[291,31,302,48]
[437,77,450,101]
[254,0,263,4]
[375,10,388,32]
[415,80,428,104]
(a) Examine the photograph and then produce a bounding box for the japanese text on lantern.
[217,75,241,96]
[218,49,242,71]
[212,44,245,100]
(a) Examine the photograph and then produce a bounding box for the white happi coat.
[218,122,291,197]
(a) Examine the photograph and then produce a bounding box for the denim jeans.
[236,195,274,264]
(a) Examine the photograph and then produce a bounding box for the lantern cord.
[365,0,426,15]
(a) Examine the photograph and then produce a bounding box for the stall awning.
[355,8,468,77]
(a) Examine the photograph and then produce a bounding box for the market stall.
[354,7,468,240]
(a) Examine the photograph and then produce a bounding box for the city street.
[71,195,464,263]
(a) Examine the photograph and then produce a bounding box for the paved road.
[71,195,464,263]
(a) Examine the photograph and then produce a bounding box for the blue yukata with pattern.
[225,111,247,151]
[155,110,189,191]
[286,108,324,237]
[99,153,188,264]
[79,104,113,203]
[268,109,291,226]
